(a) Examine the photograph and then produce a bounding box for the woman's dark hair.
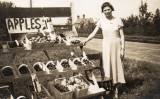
[101,2,114,12]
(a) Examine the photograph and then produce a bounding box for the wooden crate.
[16,64,34,78]
[73,87,88,98]
[70,75,89,98]
[0,42,3,52]
[7,41,25,52]
[25,33,54,49]
[0,65,20,79]
[48,80,73,99]
[0,85,14,99]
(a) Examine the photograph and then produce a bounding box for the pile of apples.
[73,58,83,67]
[28,35,51,43]
[61,31,81,45]
[63,37,81,45]
[81,57,90,65]
[53,75,88,93]
[70,38,81,45]
[54,84,70,92]
[46,61,56,70]
[28,32,62,44]
[67,76,88,91]
[60,59,70,69]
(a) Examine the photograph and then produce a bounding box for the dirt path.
[80,37,160,65]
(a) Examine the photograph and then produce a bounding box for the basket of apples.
[81,56,95,69]
[25,30,57,49]
[60,59,71,71]
[62,34,81,46]
[72,58,85,70]
[67,74,89,98]
[48,78,73,99]
[45,61,58,74]
[33,62,50,75]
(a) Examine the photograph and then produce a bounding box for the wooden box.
[26,33,54,49]
[7,41,25,52]
[0,65,20,79]
[0,42,3,52]
[48,80,73,99]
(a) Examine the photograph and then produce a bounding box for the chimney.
[83,14,85,19]
[77,15,80,19]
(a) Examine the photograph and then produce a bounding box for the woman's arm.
[120,27,125,50]
[83,26,100,44]
[119,27,125,59]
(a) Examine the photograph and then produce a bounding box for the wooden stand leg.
[43,50,51,61]
[10,53,16,62]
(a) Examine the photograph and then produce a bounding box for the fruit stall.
[0,5,110,99]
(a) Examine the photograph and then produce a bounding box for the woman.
[83,2,125,98]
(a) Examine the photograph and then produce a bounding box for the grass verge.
[79,33,160,44]
[120,58,160,99]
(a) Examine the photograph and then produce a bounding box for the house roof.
[74,18,94,24]
[74,18,83,24]
[87,18,94,23]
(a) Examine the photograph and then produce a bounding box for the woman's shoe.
[113,87,118,99]
[103,77,111,81]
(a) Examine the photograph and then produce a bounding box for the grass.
[0,47,160,99]
[120,58,160,99]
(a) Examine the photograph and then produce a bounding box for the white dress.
[96,17,125,84]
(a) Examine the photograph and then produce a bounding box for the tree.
[0,1,16,41]
[138,0,154,35]
[153,9,160,35]
[139,0,148,28]
[0,1,15,8]
[122,0,160,36]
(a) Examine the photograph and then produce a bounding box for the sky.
[1,0,160,22]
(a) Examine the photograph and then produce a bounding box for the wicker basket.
[71,58,85,71]
[48,80,73,99]
[45,61,58,74]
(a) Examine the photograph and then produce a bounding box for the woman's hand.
[120,48,125,59]
[81,40,87,46]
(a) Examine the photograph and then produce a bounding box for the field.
[0,47,160,99]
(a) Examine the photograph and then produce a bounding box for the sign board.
[6,17,53,33]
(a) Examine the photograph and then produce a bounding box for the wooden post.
[70,2,78,36]
[30,0,32,8]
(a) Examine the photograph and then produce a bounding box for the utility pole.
[30,0,32,8]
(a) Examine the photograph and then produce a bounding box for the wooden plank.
[0,8,71,18]
[87,53,102,60]
[73,88,106,99]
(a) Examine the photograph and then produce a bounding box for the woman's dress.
[96,17,125,84]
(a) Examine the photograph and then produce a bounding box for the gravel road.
[80,37,160,65]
